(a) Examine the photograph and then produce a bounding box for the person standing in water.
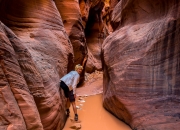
[60,64,83,121]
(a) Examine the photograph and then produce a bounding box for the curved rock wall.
[0,22,44,130]
[79,0,91,26]
[54,0,88,68]
[0,0,73,130]
[54,0,88,84]
[0,22,37,130]
[85,0,106,72]
[102,0,180,129]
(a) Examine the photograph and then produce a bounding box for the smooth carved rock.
[102,0,180,130]
[55,0,88,67]
[85,0,105,73]
[79,0,91,26]
[0,0,73,129]
[0,22,43,130]
[54,0,88,84]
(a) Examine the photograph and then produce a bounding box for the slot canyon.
[0,0,180,130]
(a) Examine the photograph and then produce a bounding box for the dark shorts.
[60,81,75,102]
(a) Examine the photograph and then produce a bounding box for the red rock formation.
[55,0,112,73]
[102,0,116,33]
[102,0,180,129]
[54,0,88,84]
[0,22,43,130]
[85,0,106,72]
[0,0,73,129]
[79,0,91,26]
[54,0,88,68]
[109,0,119,10]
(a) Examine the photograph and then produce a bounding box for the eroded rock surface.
[0,22,43,130]
[0,0,73,129]
[54,0,88,84]
[55,0,88,68]
[85,0,109,72]
[102,0,180,130]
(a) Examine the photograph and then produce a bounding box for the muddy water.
[63,94,132,130]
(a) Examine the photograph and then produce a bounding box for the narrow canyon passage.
[62,72,132,130]
[0,1,179,130]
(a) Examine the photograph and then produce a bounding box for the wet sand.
[63,94,131,130]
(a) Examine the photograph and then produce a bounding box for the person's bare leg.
[66,98,70,116]
[71,102,77,114]
[66,98,70,109]
[71,101,78,121]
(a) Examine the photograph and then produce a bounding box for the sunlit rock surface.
[102,0,180,130]
[0,0,73,129]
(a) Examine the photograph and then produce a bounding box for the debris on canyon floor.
[69,118,81,129]
[84,70,103,82]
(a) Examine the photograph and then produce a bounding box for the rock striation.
[0,22,44,130]
[102,0,180,130]
[54,0,88,84]
[0,0,73,129]
[85,0,108,72]
[55,0,88,68]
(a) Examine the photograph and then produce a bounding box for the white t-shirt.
[60,71,80,94]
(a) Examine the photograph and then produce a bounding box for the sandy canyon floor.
[62,71,132,130]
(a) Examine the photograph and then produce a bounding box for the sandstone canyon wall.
[0,22,43,130]
[85,0,104,72]
[0,0,112,129]
[102,0,180,130]
[0,0,73,130]
[54,0,87,68]
[85,0,111,72]
[55,0,111,74]
[54,0,88,83]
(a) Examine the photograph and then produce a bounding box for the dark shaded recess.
[85,8,97,36]
[110,17,119,30]
[79,46,88,86]
[78,57,87,86]
[79,0,87,4]
[69,19,88,85]
[67,53,74,73]
[85,0,104,37]
[101,48,109,95]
